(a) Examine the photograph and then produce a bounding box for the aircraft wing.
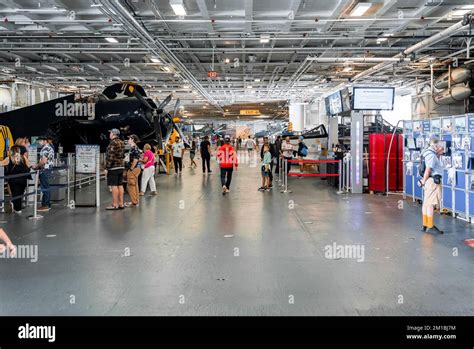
[0,94,74,138]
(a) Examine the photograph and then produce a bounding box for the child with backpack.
[297,136,308,176]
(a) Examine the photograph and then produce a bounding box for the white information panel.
[353,87,394,111]
[75,145,99,174]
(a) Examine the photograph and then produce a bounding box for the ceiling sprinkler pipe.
[352,17,470,82]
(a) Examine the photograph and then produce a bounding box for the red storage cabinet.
[369,134,403,192]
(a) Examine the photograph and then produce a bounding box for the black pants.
[202,155,211,173]
[10,182,27,212]
[220,168,233,189]
[284,157,292,174]
[173,156,183,173]
[269,159,274,183]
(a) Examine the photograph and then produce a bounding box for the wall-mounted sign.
[207,71,219,78]
[240,110,260,115]
[75,144,99,174]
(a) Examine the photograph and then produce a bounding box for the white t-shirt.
[172,142,184,158]
[281,142,294,158]
[246,139,255,149]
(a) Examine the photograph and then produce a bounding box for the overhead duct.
[98,0,223,112]
[306,57,411,63]
[352,15,472,82]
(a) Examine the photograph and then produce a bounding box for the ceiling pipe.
[306,57,411,63]
[352,15,472,82]
[99,0,223,112]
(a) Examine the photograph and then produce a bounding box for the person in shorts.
[105,128,125,210]
[259,145,272,191]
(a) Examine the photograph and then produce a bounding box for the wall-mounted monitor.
[352,87,395,111]
[340,88,351,112]
[327,91,343,115]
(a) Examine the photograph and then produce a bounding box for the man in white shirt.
[246,136,256,156]
[172,137,185,176]
[281,136,295,174]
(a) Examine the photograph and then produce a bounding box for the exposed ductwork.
[98,0,224,112]
[352,15,472,82]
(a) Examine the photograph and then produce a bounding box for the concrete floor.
[1,153,474,316]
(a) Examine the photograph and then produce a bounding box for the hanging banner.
[75,145,99,174]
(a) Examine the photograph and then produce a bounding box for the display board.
[75,145,99,174]
[352,87,395,111]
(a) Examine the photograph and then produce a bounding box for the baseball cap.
[109,128,120,136]
[299,136,304,140]
[128,134,139,143]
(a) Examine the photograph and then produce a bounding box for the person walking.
[419,137,445,234]
[125,134,142,206]
[172,136,185,176]
[189,138,197,168]
[34,136,55,212]
[105,128,125,210]
[140,143,157,195]
[200,135,212,174]
[297,136,309,176]
[217,136,238,195]
[281,136,294,175]
[259,145,272,192]
[246,135,255,156]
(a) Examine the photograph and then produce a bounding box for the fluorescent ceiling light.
[343,66,353,72]
[225,58,230,63]
[376,37,388,43]
[254,78,261,82]
[461,5,474,9]
[350,2,372,17]
[247,85,253,89]
[150,57,161,63]
[170,0,187,16]
[91,3,103,7]
[105,37,118,43]
[260,35,270,43]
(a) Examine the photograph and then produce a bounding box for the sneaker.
[258,187,265,191]
[37,206,51,212]
[151,191,158,195]
[222,185,227,195]
[265,187,272,192]
[14,210,22,214]
[208,171,212,174]
[426,226,444,234]
[106,206,119,210]
[139,192,145,196]
[179,172,182,176]
[420,226,427,232]
[225,188,230,193]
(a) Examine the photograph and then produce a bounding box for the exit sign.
[207,71,219,78]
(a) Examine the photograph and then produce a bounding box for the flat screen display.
[327,91,343,115]
[340,88,351,112]
[406,138,416,150]
[352,87,395,111]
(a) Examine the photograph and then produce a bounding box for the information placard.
[75,145,99,174]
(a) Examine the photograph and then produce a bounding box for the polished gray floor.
[1,153,474,316]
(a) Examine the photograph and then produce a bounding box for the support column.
[351,111,364,194]
[289,103,305,132]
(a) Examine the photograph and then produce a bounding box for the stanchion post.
[96,150,100,207]
[67,153,72,206]
[28,170,43,220]
[338,160,342,193]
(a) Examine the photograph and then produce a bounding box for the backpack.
[300,143,308,156]
[418,148,436,177]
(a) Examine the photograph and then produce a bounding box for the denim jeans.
[39,169,52,207]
